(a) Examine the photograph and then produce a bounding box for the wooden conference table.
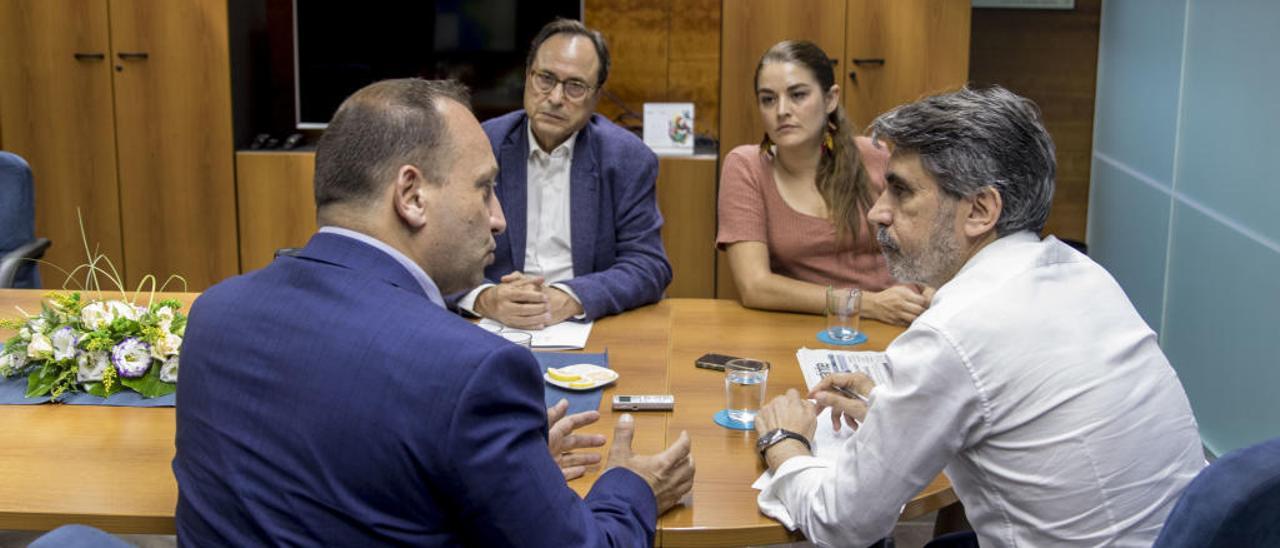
[0,290,954,545]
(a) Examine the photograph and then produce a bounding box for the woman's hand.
[863,284,933,325]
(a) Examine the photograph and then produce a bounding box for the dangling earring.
[821,120,837,155]
[759,132,774,155]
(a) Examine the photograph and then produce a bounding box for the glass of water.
[500,331,533,348]
[724,358,770,426]
[826,286,862,342]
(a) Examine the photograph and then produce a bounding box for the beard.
[876,205,961,288]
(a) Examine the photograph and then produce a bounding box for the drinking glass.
[825,287,862,342]
[724,358,770,426]
[500,331,533,348]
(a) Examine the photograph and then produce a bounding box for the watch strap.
[757,428,812,460]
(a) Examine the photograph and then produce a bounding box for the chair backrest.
[1154,436,1280,547]
[0,151,42,288]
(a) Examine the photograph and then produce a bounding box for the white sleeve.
[456,284,496,317]
[758,323,989,547]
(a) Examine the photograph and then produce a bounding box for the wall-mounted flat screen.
[294,0,583,129]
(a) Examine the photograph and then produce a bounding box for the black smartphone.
[694,353,741,371]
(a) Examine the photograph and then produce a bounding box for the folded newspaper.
[795,347,890,392]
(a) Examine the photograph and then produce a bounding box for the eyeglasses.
[529,70,595,101]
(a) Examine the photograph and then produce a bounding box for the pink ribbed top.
[716,140,894,291]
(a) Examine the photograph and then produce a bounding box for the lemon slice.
[568,380,596,389]
[547,368,581,382]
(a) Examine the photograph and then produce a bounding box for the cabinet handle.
[117,52,149,60]
[851,58,886,66]
[73,52,106,61]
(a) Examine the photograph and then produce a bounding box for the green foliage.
[84,380,123,398]
[0,318,25,330]
[25,363,59,398]
[120,363,175,398]
[3,292,185,401]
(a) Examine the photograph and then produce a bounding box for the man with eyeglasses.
[453,18,672,328]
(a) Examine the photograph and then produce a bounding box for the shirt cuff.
[755,455,830,531]
[456,284,495,317]
[549,282,588,321]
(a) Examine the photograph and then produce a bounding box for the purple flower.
[111,338,152,379]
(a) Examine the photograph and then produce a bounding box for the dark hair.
[754,40,874,241]
[870,85,1057,236]
[314,78,471,208]
[525,18,611,89]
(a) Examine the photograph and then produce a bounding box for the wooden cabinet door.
[0,0,124,289]
[844,0,970,131]
[108,0,238,291]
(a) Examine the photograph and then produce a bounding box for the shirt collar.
[527,121,578,161]
[317,226,446,308]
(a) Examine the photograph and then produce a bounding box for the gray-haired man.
[751,86,1204,546]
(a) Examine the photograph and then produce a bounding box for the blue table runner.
[0,350,609,412]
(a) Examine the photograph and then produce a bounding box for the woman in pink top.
[717,40,931,325]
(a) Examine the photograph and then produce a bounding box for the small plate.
[544,364,619,391]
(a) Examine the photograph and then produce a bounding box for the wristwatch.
[756,428,812,461]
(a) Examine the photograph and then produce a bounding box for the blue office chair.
[1154,436,1280,547]
[0,151,51,288]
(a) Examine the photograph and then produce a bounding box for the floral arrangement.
[1,292,184,399]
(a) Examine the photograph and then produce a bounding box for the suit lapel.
[500,120,530,272]
[569,120,598,276]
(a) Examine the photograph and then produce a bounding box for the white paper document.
[478,318,593,350]
[795,347,890,392]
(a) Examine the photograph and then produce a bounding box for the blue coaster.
[714,409,755,431]
[817,329,867,346]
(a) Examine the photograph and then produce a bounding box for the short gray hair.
[870,86,1056,236]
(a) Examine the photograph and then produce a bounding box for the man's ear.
[391,164,433,229]
[963,186,1002,238]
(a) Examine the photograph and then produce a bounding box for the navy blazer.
[174,232,657,546]
[480,111,672,320]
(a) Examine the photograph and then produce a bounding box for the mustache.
[876,226,898,252]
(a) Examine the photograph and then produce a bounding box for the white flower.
[51,326,78,361]
[77,351,110,382]
[26,332,52,360]
[1,351,28,376]
[82,300,139,331]
[159,354,179,383]
[150,332,182,359]
[111,338,152,379]
[154,306,176,331]
[81,302,111,330]
[18,327,30,340]
[29,317,48,334]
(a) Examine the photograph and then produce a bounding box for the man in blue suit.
[454,19,672,328]
[174,78,694,546]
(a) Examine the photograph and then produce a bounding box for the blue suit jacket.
[480,111,672,320]
[174,232,657,546]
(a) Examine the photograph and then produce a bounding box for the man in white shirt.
[454,19,671,327]
[752,86,1205,547]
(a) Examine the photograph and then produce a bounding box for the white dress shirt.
[758,231,1205,547]
[457,126,584,317]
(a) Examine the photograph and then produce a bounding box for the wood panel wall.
[970,1,1100,243]
[235,151,316,273]
[584,0,721,143]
